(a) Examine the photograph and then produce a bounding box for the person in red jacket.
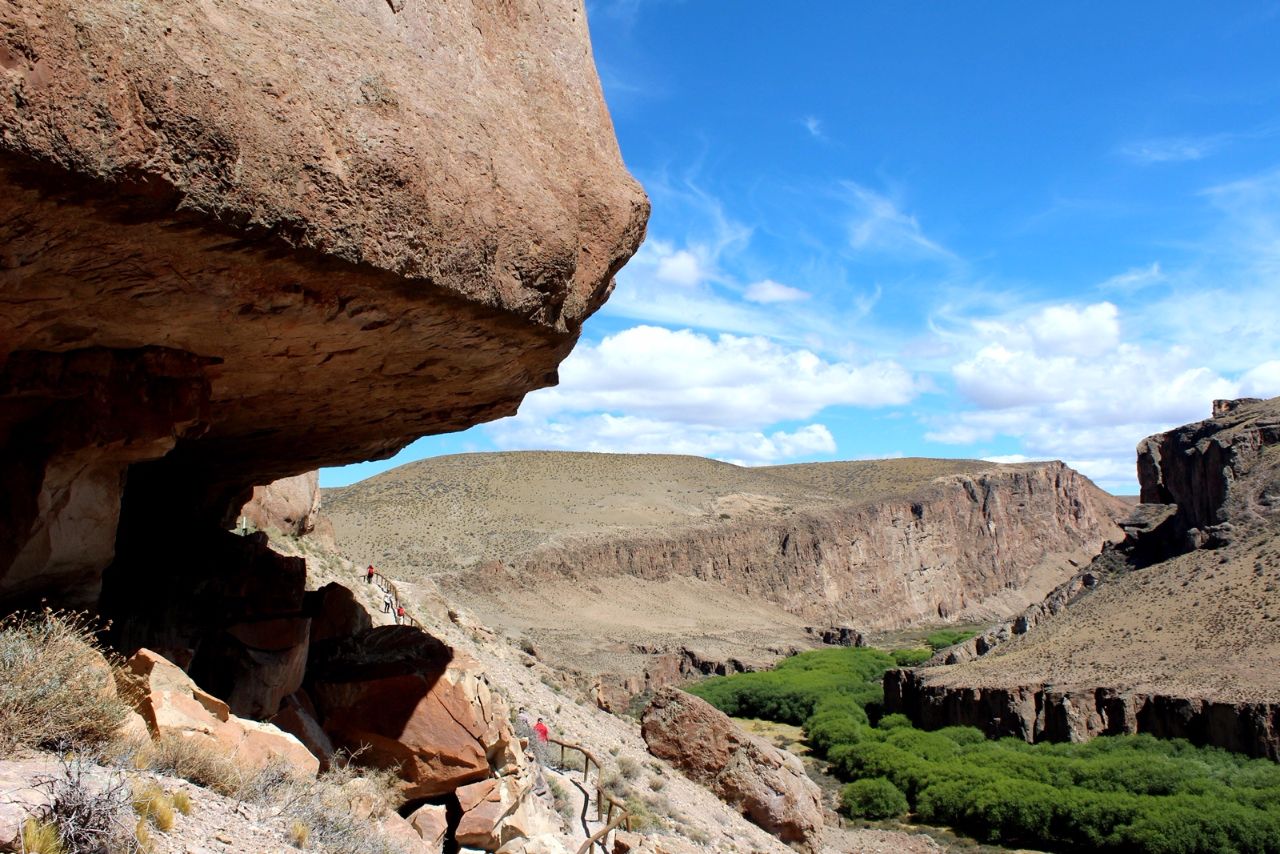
[396,604,406,625]
[534,717,549,744]
[366,565,376,584]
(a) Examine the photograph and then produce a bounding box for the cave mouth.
[99,450,309,716]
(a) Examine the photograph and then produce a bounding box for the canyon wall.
[0,0,648,609]
[478,462,1125,629]
[885,398,1280,759]
[885,670,1280,761]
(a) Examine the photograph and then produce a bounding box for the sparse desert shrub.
[617,755,640,779]
[0,610,129,752]
[599,770,628,798]
[28,753,136,854]
[146,734,246,796]
[548,777,575,823]
[623,792,665,831]
[266,763,405,854]
[840,777,908,820]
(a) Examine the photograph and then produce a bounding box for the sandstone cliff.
[885,397,1280,759]
[0,0,648,611]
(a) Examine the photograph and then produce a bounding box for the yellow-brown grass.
[0,610,128,752]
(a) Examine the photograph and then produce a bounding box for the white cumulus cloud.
[927,301,1280,491]
[486,325,921,464]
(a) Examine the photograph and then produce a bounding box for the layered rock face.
[0,0,648,609]
[885,671,1280,761]
[886,398,1280,759]
[490,461,1124,628]
[641,688,824,852]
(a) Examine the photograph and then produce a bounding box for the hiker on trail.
[366,565,375,584]
[517,709,533,737]
[383,591,394,613]
[516,709,550,794]
[396,604,406,625]
[533,716,550,767]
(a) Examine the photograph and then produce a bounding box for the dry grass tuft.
[145,735,247,797]
[21,817,66,854]
[0,609,128,752]
[170,789,192,816]
[289,819,310,848]
[131,781,176,831]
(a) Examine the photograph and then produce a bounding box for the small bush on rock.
[0,610,128,752]
[840,777,908,820]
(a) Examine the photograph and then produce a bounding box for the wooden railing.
[362,568,623,851]
[367,569,421,629]
[547,737,632,854]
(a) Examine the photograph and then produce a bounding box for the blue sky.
[324,1,1280,494]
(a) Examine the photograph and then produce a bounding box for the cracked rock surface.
[0,0,648,606]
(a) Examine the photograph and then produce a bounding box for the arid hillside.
[888,397,1280,758]
[325,452,1126,706]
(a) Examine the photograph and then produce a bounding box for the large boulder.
[306,626,521,800]
[641,688,824,853]
[239,472,323,537]
[0,0,647,613]
[408,803,449,854]
[307,581,375,645]
[455,768,559,850]
[118,648,319,778]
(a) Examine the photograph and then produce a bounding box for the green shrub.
[840,777,908,820]
[923,628,978,650]
[687,647,893,725]
[891,648,933,666]
[877,713,913,731]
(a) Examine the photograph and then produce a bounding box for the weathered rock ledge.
[0,0,648,609]
[885,669,1280,760]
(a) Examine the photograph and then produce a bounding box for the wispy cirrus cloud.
[1118,134,1228,164]
[844,181,954,259]
[743,279,810,304]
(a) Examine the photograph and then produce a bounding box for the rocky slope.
[886,397,1280,759]
[284,534,949,854]
[0,0,648,611]
[326,452,1126,705]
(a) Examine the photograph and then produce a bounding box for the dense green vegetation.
[923,627,978,650]
[840,777,908,820]
[686,646,892,725]
[690,647,1280,854]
